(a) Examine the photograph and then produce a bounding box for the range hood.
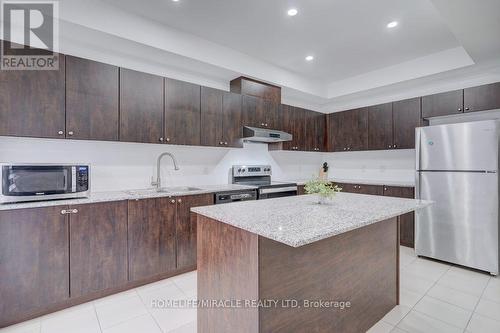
[242,126,292,143]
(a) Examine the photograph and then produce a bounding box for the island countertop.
[192,192,432,247]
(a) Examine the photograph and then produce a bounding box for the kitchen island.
[192,193,431,333]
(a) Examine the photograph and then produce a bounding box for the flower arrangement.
[304,178,342,204]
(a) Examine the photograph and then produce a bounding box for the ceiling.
[102,0,461,82]
[52,0,500,112]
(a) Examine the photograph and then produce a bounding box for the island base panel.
[197,215,399,333]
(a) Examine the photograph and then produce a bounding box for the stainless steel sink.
[162,186,203,192]
[125,187,203,196]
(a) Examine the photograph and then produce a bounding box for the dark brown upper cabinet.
[328,108,368,152]
[200,88,243,148]
[69,201,128,298]
[0,54,65,139]
[422,89,464,118]
[281,105,306,151]
[464,82,500,113]
[222,92,244,148]
[266,100,280,129]
[120,69,164,144]
[242,95,267,128]
[176,194,214,270]
[165,78,201,146]
[367,103,393,150]
[305,110,326,152]
[0,206,69,327]
[128,197,177,281]
[230,76,281,104]
[393,97,422,149]
[200,86,223,147]
[65,56,119,141]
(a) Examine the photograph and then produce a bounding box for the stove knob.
[238,168,242,173]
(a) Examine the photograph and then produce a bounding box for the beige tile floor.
[1,247,499,333]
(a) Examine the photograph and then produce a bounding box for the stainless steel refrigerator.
[416,120,499,275]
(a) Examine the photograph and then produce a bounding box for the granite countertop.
[0,184,257,211]
[277,178,415,187]
[192,192,431,247]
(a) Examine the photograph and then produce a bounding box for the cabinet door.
[334,182,355,193]
[66,56,119,141]
[200,87,223,147]
[393,98,421,149]
[266,100,280,129]
[314,112,327,152]
[0,54,65,138]
[422,90,463,118]
[176,194,214,270]
[293,107,307,151]
[383,186,415,248]
[128,197,177,281]
[348,108,368,151]
[222,92,243,148]
[69,201,128,298]
[297,185,306,195]
[464,82,500,113]
[242,95,267,128]
[120,69,164,144]
[327,112,346,152]
[165,79,201,146]
[280,104,295,150]
[0,206,69,327]
[358,184,384,195]
[304,110,316,151]
[367,103,393,150]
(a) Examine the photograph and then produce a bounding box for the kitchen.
[1,0,500,332]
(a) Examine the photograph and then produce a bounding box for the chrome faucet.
[151,152,179,191]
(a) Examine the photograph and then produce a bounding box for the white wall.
[324,150,416,184]
[0,137,324,192]
[0,136,418,191]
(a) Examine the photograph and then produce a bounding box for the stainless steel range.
[232,165,297,199]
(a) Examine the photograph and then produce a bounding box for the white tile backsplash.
[0,137,416,191]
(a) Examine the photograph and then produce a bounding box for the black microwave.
[1,164,90,203]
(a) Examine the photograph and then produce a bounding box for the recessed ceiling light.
[387,21,398,28]
[287,8,298,16]
[172,0,180,2]
[305,55,314,61]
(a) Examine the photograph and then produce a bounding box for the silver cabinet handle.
[178,198,182,203]
[465,107,470,111]
[159,137,164,142]
[384,187,388,191]
[58,130,64,135]
[68,131,74,136]
[219,141,224,145]
[264,123,268,127]
[393,144,397,148]
[170,199,176,204]
[458,108,462,112]
[224,142,228,145]
[61,209,78,215]
[260,123,265,126]
[166,138,171,142]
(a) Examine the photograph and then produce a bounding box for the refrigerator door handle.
[415,127,421,171]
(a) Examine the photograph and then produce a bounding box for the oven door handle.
[259,186,298,194]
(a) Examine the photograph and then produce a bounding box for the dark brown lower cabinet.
[383,186,415,248]
[69,201,128,298]
[0,206,70,327]
[297,185,306,195]
[336,183,384,195]
[128,197,177,281]
[176,194,214,270]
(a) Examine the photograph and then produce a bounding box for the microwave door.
[3,166,70,196]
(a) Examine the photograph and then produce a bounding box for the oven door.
[1,165,86,202]
[258,186,298,199]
